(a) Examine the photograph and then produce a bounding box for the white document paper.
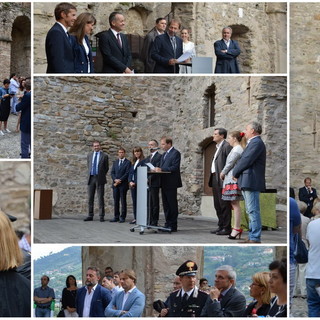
[146,162,155,170]
[177,50,193,63]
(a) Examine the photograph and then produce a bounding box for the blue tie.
[92,152,98,175]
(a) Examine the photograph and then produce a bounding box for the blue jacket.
[45,22,75,73]
[233,136,266,191]
[16,91,31,133]
[105,287,145,317]
[76,284,111,317]
[71,35,94,73]
[151,32,183,73]
[214,39,240,73]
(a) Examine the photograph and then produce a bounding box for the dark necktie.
[117,33,122,48]
[218,294,223,301]
[182,292,189,305]
[92,152,98,175]
[66,31,71,44]
[119,159,123,168]
[171,36,176,56]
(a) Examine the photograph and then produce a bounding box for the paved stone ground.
[34,213,287,244]
[291,296,308,317]
[0,114,21,159]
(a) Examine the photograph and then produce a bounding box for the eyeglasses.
[250,283,263,287]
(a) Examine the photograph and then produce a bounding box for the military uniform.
[167,287,208,317]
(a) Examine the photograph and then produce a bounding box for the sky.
[33,244,72,260]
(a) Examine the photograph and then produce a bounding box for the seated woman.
[69,13,96,73]
[129,146,145,224]
[0,210,31,317]
[61,275,78,317]
[267,258,287,317]
[243,271,272,317]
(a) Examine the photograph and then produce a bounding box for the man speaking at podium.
[154,137,182,232]
[151,19,183,73]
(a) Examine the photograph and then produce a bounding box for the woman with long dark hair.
[69,13,96,73]
[61,274,78,317]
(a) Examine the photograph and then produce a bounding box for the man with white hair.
[201,265,246,317]
[233,121,266,243]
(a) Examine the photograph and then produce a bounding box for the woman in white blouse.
[179,28,196,74]
[69,13,96,73]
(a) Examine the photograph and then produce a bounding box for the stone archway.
[11,15,31,77]
[229,24,251,73]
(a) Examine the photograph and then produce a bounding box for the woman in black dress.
[0,79,12,135]
[0,211,31,317]
[243,271,271,317]
[61,275,78,317]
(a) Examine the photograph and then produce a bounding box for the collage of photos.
[0,0,318,319]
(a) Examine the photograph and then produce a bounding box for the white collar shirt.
[91,151,100,174]
[83,283,98,317]
[121,286,136,310]
[211,140,225,173]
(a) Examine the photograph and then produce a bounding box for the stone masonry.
[0,162,31,232]
[34,76,287,226]
[0,2,31,80]
[290,3,320,193]
[33,2,286,73]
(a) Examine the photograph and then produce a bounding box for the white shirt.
[83,284,98,317]
[82,37,90,73]
[111,28,122,47]
[56,21,68,35]
[181,287,195,299]
[211,140,224,173]
[223,39,230,49]
[121,286,136,310]
[306,218,320,278]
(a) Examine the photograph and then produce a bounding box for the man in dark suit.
[166,260,208,317]
[144,139,162,226]
[201,265,246,317]
[110,147,131,222]
[233,121,266,243]
[140,18,167,73]
[84,141,109,222]
[45,2,77,73]
[214,27,241,73]
[155,137,182,232]
[16,80,31,159]
[299,177,318,218]
[76,267,111,317]
[98,12,133,73]
[151,19,183,73]
[209,128,232,235]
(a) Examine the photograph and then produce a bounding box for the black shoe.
[119,219,125,223]
[100,218,105,222]
[216,229,232,235]
[210,227,222,234]
[109,218,119,222]
[129,219,136,224]
[84,216,93,221]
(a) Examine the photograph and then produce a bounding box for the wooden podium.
[34,189,53,220]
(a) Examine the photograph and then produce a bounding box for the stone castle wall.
[0,2,31,80]
[0,162,31,232]
[290,3,320,193]
[34,76,287,224]
[33,2,286,73]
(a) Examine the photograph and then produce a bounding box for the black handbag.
[293,233,308,264]
[57,309,65,317]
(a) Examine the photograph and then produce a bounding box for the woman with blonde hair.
[69,12,96,73]
[243,271,272,316]
[220,130,246,239]
[0,211,30,317]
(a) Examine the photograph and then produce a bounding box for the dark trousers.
[131,187,137,219]
[21,131,31,158]
[149,187,160,225]
[88,176,105,217]
[161,187,178,231]
[113,186,128,219]
[211,174,231,231]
